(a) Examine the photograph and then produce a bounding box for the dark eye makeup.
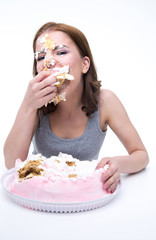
[37,56,45,61]
[56,50,68,56]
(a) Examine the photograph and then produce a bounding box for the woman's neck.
[57,96,83,117]
[57,84,84,117]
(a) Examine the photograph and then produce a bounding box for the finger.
[101,163,117,182]
[33,70,53,83]
[96,157,111,170]
[29,71,53,93]
[103,170,120,191]
[38,75,57,90]
[40,91,57,107]
[39,86,57,98]
[107,176,120,193]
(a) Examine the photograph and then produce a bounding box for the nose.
[44,50,56,70]
[46,57,56,66]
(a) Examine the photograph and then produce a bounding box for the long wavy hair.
[33,22,101,116]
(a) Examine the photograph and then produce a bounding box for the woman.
[3,22,149,193]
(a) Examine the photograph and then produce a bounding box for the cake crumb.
[66,161,76,167]
[54,159,60,163]
[68,174,77,178]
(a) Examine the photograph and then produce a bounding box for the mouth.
[57,79,70,94]
[45,65,74,106]
[52,65,74,88]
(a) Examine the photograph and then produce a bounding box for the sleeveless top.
[32,110,107,161]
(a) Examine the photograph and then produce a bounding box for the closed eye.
[37,56,45,61]
[56,50,68,56]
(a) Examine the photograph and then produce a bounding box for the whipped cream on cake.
[9,153,109,203]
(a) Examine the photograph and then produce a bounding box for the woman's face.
[35,31,90,95]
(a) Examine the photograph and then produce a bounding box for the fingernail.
[51,81,57,87]
[104,184,108,190]
[96,166,100,170]
[107,188,112,193]
[102,176,106,182]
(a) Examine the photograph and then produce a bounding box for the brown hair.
[33,22,101,116]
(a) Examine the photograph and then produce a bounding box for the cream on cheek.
[37,62,44,73]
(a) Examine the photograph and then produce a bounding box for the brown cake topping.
[66,161,76,167]
[18,160,45,182]
[68,174,77,178]
[54,159,60,163]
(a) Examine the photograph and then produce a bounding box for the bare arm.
[4,71,57,169]
[4,102,39,169]
[97,89,149,192]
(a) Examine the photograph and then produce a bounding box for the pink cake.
[9,153,109,203]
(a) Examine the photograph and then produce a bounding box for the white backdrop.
[0,0,156,170]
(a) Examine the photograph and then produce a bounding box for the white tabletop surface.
[0,165,156,240]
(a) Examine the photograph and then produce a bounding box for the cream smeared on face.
[35,34,74,106]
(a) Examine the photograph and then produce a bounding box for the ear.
[82,56,90,74]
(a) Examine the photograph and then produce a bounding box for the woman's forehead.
[36,31,73,50]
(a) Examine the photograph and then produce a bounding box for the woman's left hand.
[96,157,120,193]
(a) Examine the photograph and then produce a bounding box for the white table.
[0,165,156,240]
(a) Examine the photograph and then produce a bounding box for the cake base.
[1,168,121,213]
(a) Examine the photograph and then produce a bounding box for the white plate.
[1,168,121,213]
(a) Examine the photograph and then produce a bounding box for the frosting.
[15,153,108,182]
[10,153,109,203]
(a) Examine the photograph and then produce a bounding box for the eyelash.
[36,56,45,62]
[56,50,67,56]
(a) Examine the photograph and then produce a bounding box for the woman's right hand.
[24,70,57,111]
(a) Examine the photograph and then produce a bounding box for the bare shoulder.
[99,89,119,104]
[99,89,129,124]
[99,89,123,113]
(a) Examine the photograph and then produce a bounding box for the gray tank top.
[32,110,107,161]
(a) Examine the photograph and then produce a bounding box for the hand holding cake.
[96,157,120,193]
[23,70,57,111]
